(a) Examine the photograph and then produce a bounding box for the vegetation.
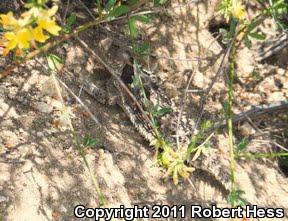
[0,0,287,211]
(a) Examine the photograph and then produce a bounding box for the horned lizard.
[80,28,233,192]
[78,0,288,193]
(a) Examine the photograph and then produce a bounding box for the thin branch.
[75,36,150,123]
[191,35,236,136]
[62,0,71,25]
[35,59,106,205]
[197,131,215,150]
[0,1,204,80]
[148,54,207,62]
[0,8,154,80]
[214,100,288,128]
[0,160,26,164]
[77,0,96,19]
[57,77,101,126]
[34,58,101,126]
[175,70,195,148]
[0,17,101,79]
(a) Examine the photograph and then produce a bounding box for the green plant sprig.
[236,151,288,159]
[0,2,155,80]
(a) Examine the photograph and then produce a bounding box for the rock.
[164,82,178,98]
[0,195,8,203]
[239,122,256,136]
[1,131,21,149]
[65,46,85,67]
[99,37,113,51]
[193,71,205,88]
[1,119,14,127]
[40,78,61,99]
[33,101,53,114]
[18,114,35,129]
[47,98,63,110]
[59,205,67,213]
[236,47,255,78]
[268,92,286,103]
[276,68,286,75]
[19,144,34,158]
[36,132,43,138]
[0,99,19,118]
[259,76,277,95]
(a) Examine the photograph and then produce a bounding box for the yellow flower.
[37,19,61,36]
[32,26,49,43]
[161,151,174,167]
[4,28,31,51]
[35,5,61,36]
[232,0,245,20]
[23,7,41,19]
[178,165,195,179]
[173,165,179,185]
[47,5,59,17]
[0,12,18,29]
[0,5,61,56]
[17,15,32,27]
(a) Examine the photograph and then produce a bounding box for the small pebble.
[33,101,53,114]
[36,132,43,138]
[0,195,8,203]
[59,205,67,213]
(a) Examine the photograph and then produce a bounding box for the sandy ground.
[0,0,287,220]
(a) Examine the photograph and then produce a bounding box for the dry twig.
[34,58,101,126]
[75,36,150,123]
[175,70,195,148]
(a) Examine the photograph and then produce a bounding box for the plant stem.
[237,152,288,159]
[38,57,107,206]
[73,132,107,205]
[0,8,155,80]
[227,20,237,191]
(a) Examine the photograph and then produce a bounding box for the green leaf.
[249,32,265,40]
[154,0,167,5]
[127,0,140,6]
[204,142,210,150]
[219,28,231,44]
[105,0,117,11]
[200,120,213,132]
[25,0,48,8]
[236,137,249,153]
[284,127,288,138]
[134,41,150,56]
[131,73,140,88]
[150,117,159,129]
[66,13,76,27]
[63,13,77,33]
[227,189,247,207]
[187,133,203,154]
[128,18,138,39]
[246,18,261,33]
[222,100,229,116]
[250,69,261,81]
[132,15,150,23]
[46,54,63,71]
[107,5,130,19]
[243,35,252,48]
[152,105,171,117]
[83,135,98,148]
